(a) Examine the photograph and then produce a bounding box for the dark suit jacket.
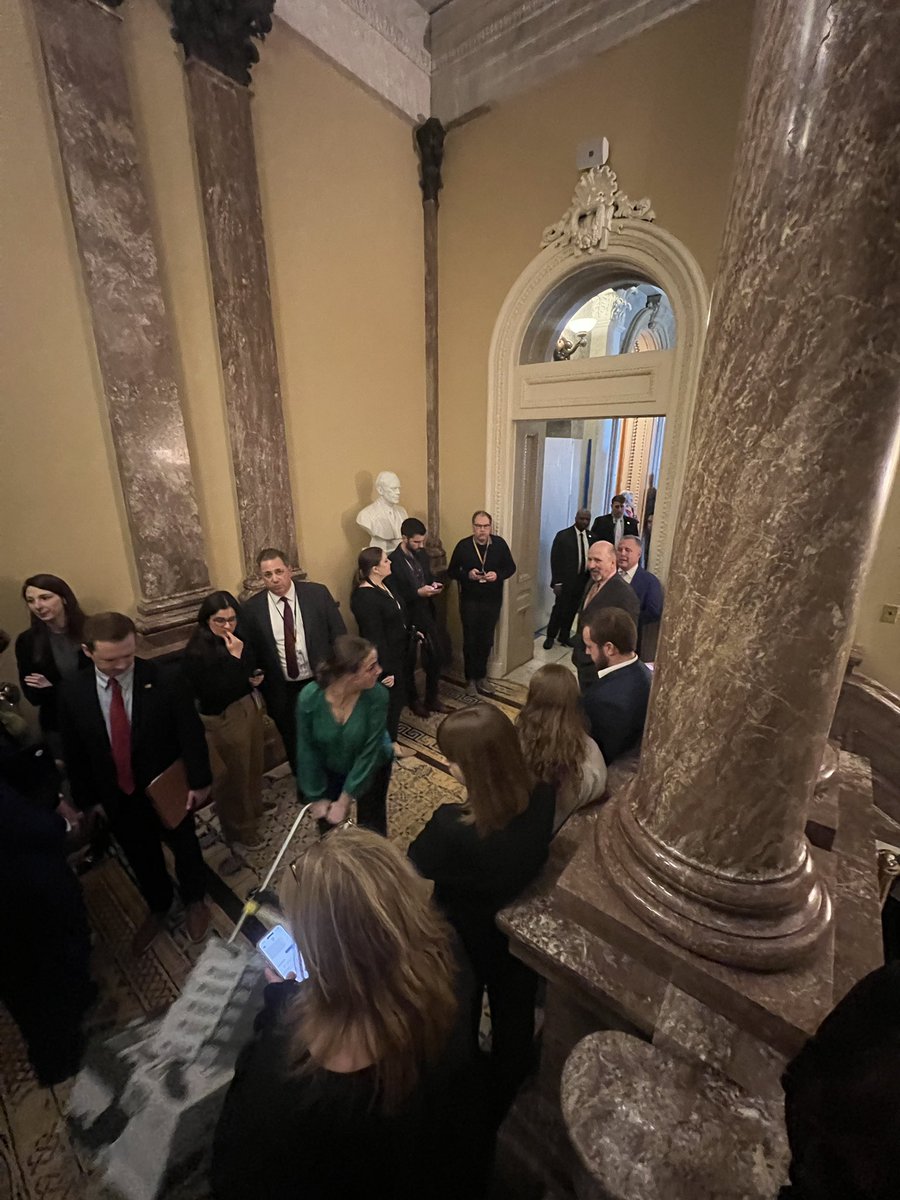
[628,565,664,659]
[590,514,639,544]
[582,658,653,764]
[58,658,211,813]
[15,626,91,733]
[241,583,346,714]
[350,580,409,681]
[388,545,437,630]
[572,574,641,688]
[550,526,590,591]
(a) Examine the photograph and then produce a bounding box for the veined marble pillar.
[171,2,299,591]
[415,118,446,569]
[32,0,211,634]
[596,0,900,970]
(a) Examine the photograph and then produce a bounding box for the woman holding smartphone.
[15,573,90,757]
[408,704,555,1118]
[183,591,269,859]
[212,827,492,1199]
[295,635,394,836]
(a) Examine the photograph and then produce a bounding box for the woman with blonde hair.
[408,703,555,1117]
[516,663,607,831]
[212,827,491,1199]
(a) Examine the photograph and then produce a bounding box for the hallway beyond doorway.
[504,636,578,687]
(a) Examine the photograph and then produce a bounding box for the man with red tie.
[241,548,346,775]
[59,613,212,955]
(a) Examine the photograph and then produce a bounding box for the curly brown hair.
[516,664,589,790]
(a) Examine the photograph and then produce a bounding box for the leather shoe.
[542,637,555,650]
[131,913,165,957]
[475,680,490,695]
[427,700,449,714]
[410,701,431,719]
[185,901,211,944]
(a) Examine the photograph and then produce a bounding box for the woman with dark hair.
[295,635,394,836]
[350,546,414,757]
[15,574,89,754]
[211,827,492,1199]
[517,663,606,830]
[408,704,555,1117]
[182,591,268,859]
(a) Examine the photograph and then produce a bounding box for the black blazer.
[58,658,212,813]
[582,658,653,764]
[350,581,409,681]
[240,583,346,708]
[15,626,91,733]
[590,514,639,544]
[571,574,641,688]
[388,545,438,629]
[550,526,590,590]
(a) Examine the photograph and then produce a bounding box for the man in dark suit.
[59,612,212,956]
[241,547,346,774]
[581,607,652,764]
[590,494,639,546]
[616,535,664,660]
[388,517,448,717]
[572,541,641,689]
[544,507,592,650]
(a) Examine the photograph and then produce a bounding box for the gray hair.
[619,535,644,552]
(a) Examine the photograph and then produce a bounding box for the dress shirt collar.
[269,582,296,609]
[95,664,135,691]
[595,653,638,682]
[620,564,638,584]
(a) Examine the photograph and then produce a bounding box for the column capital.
[415,117,445,205]
[170,0,274,87]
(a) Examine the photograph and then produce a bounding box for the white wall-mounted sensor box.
[577,137,609,170]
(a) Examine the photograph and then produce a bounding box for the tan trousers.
[201,694,265,846]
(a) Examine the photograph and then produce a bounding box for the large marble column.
[594,0,900,971]
[415,118,446,569]
[170,0,299,590]
[32,0,211,635]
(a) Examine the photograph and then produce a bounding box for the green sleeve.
[343,686,390,799]
[296,689,327,800]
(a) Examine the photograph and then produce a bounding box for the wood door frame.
[485,220,709,677]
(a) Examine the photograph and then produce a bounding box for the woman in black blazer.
[350,547,413,751]
[15,574,90,756]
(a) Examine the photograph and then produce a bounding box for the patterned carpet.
[1,676,527,1200]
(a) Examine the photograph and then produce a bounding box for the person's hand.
[325,793,352,825]
[223,630,244,659]
[382,675,395,688]
[57,798,82,830]
[308,799,330,820]
[186,785,212,812]
[417,585,433,597]
[468,568,482,581]
[417,631,425,642]
[264,967,297,984]
[24,673,53,689]
[484,571,498,583]
[552,583,563,595]
[249,670,264,687]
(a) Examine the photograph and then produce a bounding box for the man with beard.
[581,607,652,764]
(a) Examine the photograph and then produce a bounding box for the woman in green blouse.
[296,635,394,836]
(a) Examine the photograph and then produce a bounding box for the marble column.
[415,118,446,570]
[171,2,298,591]
[596,0,900,970]
[32,0,211,634]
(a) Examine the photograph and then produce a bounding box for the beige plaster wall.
[0,0,424,683]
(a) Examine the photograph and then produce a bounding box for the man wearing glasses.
[447,512,516,696]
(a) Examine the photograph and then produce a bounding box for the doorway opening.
[505,412,665,686]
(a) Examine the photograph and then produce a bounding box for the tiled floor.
[503,635,578,686]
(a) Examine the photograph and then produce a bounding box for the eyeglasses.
[473,522,491,530]
[211,616,238,626]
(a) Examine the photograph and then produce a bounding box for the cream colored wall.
[0,0,424,693]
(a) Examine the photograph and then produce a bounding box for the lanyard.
[472,537,490,571]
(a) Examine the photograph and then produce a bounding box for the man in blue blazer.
[581,607,652,764]
[616,535,664,660]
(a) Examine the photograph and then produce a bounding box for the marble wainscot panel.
[183,58,298,589]
[32,0,211,636]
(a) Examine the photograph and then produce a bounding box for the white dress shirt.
[267,583,311,681]
[595,653,638,683]
[95,664,135,738]
[619,564,638,584]
[575,527,590,574]
[613,516,624,545]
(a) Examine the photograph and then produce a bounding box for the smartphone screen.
[258,924,308,982]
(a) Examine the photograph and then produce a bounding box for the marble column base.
[597,792,833,972]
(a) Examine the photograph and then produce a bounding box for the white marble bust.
[356,470,409,553]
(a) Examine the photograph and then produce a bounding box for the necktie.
[109,677,135,795]
[577,532,585,574]
[281,597,300,679]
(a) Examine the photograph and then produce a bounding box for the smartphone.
[258,924,307,982]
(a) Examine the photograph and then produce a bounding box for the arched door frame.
[485,219,710,676]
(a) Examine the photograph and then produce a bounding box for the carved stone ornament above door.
[541,164,655,255]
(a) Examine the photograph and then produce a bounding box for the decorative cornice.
[170,0,274,87]
[415,117,445,203]
[342,0,430,72]
[541,165,655,255]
